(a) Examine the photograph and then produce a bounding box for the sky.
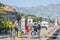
[0,0,60,7]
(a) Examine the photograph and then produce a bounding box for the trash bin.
[18,30,22,38]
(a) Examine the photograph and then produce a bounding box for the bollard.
[18,31,22,38]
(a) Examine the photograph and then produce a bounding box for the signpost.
[55,16,58,27]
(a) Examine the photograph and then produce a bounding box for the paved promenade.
[0,27,59,40]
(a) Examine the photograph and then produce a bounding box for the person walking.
[37,21,41,38]
[28,21,33,38]
[14,20,21,36]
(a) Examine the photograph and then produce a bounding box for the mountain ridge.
[13,4,60,20]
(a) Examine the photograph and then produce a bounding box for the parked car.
[33,22,38,26]
[41,21,49,29]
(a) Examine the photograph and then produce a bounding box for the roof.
[0,6,16,12]
[3,6,15,12]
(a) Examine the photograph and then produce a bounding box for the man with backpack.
[33,21,41,37]
[37,21,41,37]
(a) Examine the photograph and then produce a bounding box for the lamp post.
[55,16,58,27]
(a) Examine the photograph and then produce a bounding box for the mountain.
[13,4,60,20]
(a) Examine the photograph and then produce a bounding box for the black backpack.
[37,24,41,30]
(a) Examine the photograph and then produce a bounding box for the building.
[0,6,18,22]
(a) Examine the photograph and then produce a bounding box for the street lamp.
[55,16,58,27]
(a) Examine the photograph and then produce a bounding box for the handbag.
[31,31,36,36]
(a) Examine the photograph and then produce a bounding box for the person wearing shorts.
[37,21,41,37]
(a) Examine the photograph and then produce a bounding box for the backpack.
[37,24,41,30]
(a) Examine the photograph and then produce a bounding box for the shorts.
[34,29,37,32]
[15,27,18,32]
[34,28,40,32]
[37,30,40,33]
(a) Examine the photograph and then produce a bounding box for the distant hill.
[13,4,60,20]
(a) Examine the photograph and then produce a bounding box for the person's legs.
[15,27,18,36]
[15,27,18,32]
[28,31,30,38]
[37,29,40,37]
[34,29,37,32]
